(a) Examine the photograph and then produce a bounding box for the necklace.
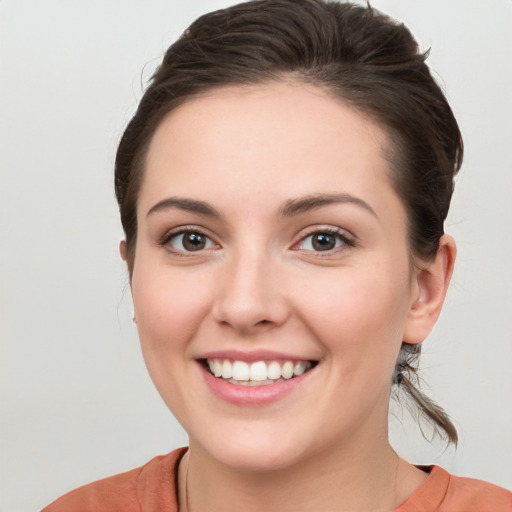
[178,453,191,512]
[185,457,191,512]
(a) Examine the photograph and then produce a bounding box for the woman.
[43,0,512,510]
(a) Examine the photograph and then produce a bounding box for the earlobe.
[120,240,136,321]
[403,235,456,344]
[119,240,128,261]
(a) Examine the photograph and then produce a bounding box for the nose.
[212,249,290,334]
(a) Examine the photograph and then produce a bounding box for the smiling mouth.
[202,358,318,386]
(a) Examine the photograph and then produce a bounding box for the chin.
[210,443,304,473]
[189,420,317,473]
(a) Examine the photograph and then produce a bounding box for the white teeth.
[210,359,222,377]
[267,361,282,380]
[206,358,313,383]
[229,378,284,386]
[221,360,233,379]
[281,361,294,379]
[232,361,250,380]
[249,361,267,381]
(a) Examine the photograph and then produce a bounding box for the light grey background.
[1,1,511,511]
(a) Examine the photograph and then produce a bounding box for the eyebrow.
[146,192,377,219]
[279,193,377,218]
[146,197,221,218]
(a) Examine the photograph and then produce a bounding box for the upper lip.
[197,349,319,363]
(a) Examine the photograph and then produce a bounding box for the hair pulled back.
[115,0,463,444]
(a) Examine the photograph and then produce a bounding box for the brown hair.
[115,0,462,444]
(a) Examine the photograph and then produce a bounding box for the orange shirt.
[42,448,512,512]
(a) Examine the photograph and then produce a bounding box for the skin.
[121,81,456,512]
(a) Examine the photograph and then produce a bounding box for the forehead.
[140,81,399,218]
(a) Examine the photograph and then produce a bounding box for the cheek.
[131,264,215,355]
[294,261,411,366]
[130,264,218,422]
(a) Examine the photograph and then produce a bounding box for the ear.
[119,240,128,261]
[403,234,456,344]
[120,240,136,323]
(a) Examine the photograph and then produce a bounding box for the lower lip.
[199,363,314,406]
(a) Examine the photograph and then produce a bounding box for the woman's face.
[130,81,422,470]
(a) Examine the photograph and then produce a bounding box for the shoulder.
[397,465,512,512]
[41,448,187,512]
[442,471,512,512]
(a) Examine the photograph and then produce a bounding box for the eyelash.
[293,228,356,254]
[159,226,355,255]
[159,226,218,255]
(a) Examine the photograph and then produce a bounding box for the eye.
[167,230,216,252]
[297,230,353,252]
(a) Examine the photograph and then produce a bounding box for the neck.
[178,430,426,512]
